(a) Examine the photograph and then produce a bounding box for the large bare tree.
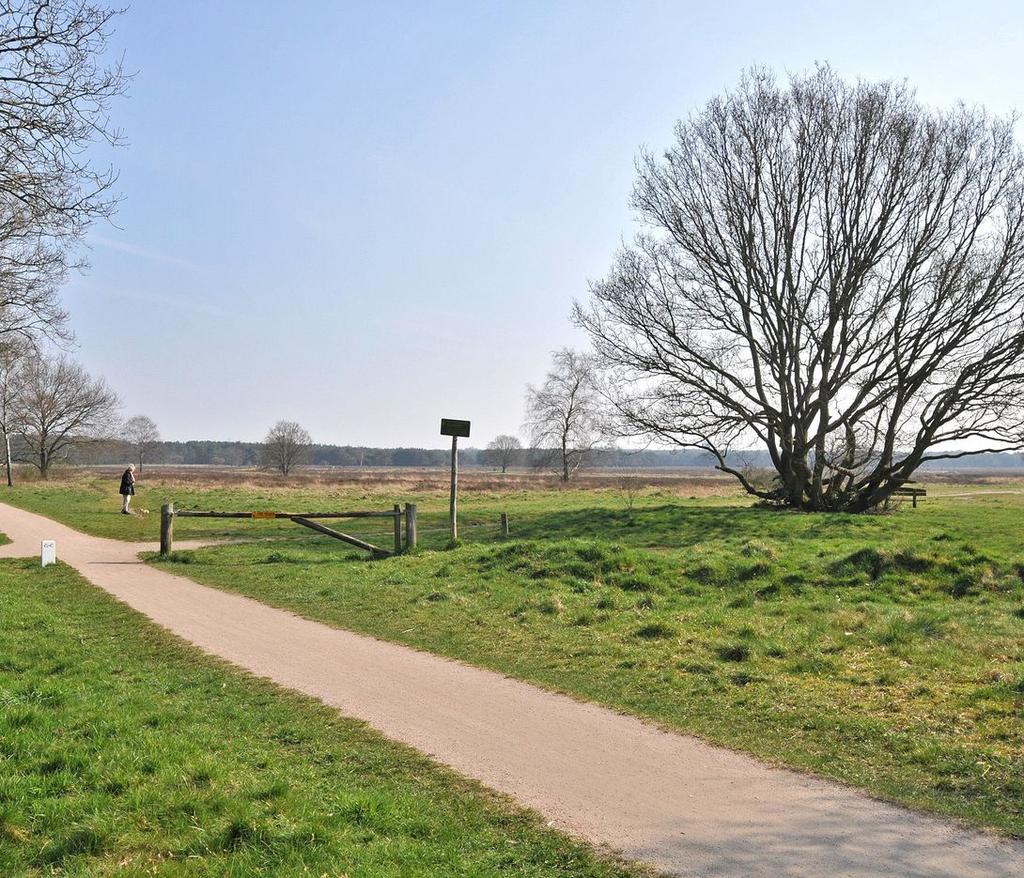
[0,1,127,342]
[577,66,1024,511]
[525,349,607,482]
[484,434,522,473]
[123,414,160,473]
[15,353,119,477]
[261,420,312,476]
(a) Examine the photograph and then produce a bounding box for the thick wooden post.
[405,503,417,551]
[500,511,509,538]
[393,504,402,555]
[160,503,174,555]
[449,435,459,541]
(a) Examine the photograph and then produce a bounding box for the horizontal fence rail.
[171,510,398,519]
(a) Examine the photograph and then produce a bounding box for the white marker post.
[41,540,56,567]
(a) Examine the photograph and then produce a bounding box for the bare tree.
[0,1,127,342]
[123,414,160,473]
[261,420,312,476]
[618,473,644,518]
[0,337,28,485]
[484,434,522,473]
[525,349,607,481]
[577,66,1024,512]
[15,353,119,477]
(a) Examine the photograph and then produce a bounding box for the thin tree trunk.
[3,429,12,487]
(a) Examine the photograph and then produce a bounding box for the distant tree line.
[55,439,1024,471]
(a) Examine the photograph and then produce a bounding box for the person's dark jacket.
[119,469,135,496]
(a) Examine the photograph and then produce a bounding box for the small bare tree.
[484,434,522,473]
[262,420,312,476]
[0,337,28,485]
[123,414,160,473]
[578,66,1024,511]
[525,349,607,482]
[0,1,128,342]
[15,353,119,477]
[618,473,644,517]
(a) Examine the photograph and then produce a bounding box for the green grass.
[0,558,651,877]
[6,477,1024,836]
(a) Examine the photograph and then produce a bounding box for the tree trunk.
[3,429,12,487]
[561,437,569,482]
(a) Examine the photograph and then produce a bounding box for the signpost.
[440,418,471,540]
[41,540,56,567]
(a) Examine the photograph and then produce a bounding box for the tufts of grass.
[831,546,936,583]
[633,622,676,640]
[160,550,198,564]
[950,573,980,599]
[873,609,949,647]
[715,643,751,662]
[477,539,670,596]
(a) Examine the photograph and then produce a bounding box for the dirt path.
[1,502,1021,878]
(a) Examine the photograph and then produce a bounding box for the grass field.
[3,471,1023,837]
[0,556,650,877]
[0,469,739,545]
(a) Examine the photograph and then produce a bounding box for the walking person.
[119,464,136,514]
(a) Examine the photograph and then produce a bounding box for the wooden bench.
[893,484,927,508]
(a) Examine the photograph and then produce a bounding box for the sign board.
[440,418,471,438]
[251,511,277,520]
[41,540,56,567]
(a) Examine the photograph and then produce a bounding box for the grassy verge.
[0,558,650,877]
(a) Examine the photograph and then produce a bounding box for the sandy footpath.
[1,501,1021,877]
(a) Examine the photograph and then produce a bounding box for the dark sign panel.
[440,418,471,438]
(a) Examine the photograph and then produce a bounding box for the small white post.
[41,540,56,567]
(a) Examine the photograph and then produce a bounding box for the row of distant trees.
[63,432,737,471]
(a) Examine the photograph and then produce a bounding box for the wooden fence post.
[405,503,417,551]
[500,511,509,538]
[393,504,402,555]
[160,503,174,555]
[449,435,459,540]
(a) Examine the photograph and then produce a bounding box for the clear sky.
[65,0,1024,447]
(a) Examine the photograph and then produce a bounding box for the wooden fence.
[159,503,417,558]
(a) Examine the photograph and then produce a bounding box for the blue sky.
[66,0,1024,447]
